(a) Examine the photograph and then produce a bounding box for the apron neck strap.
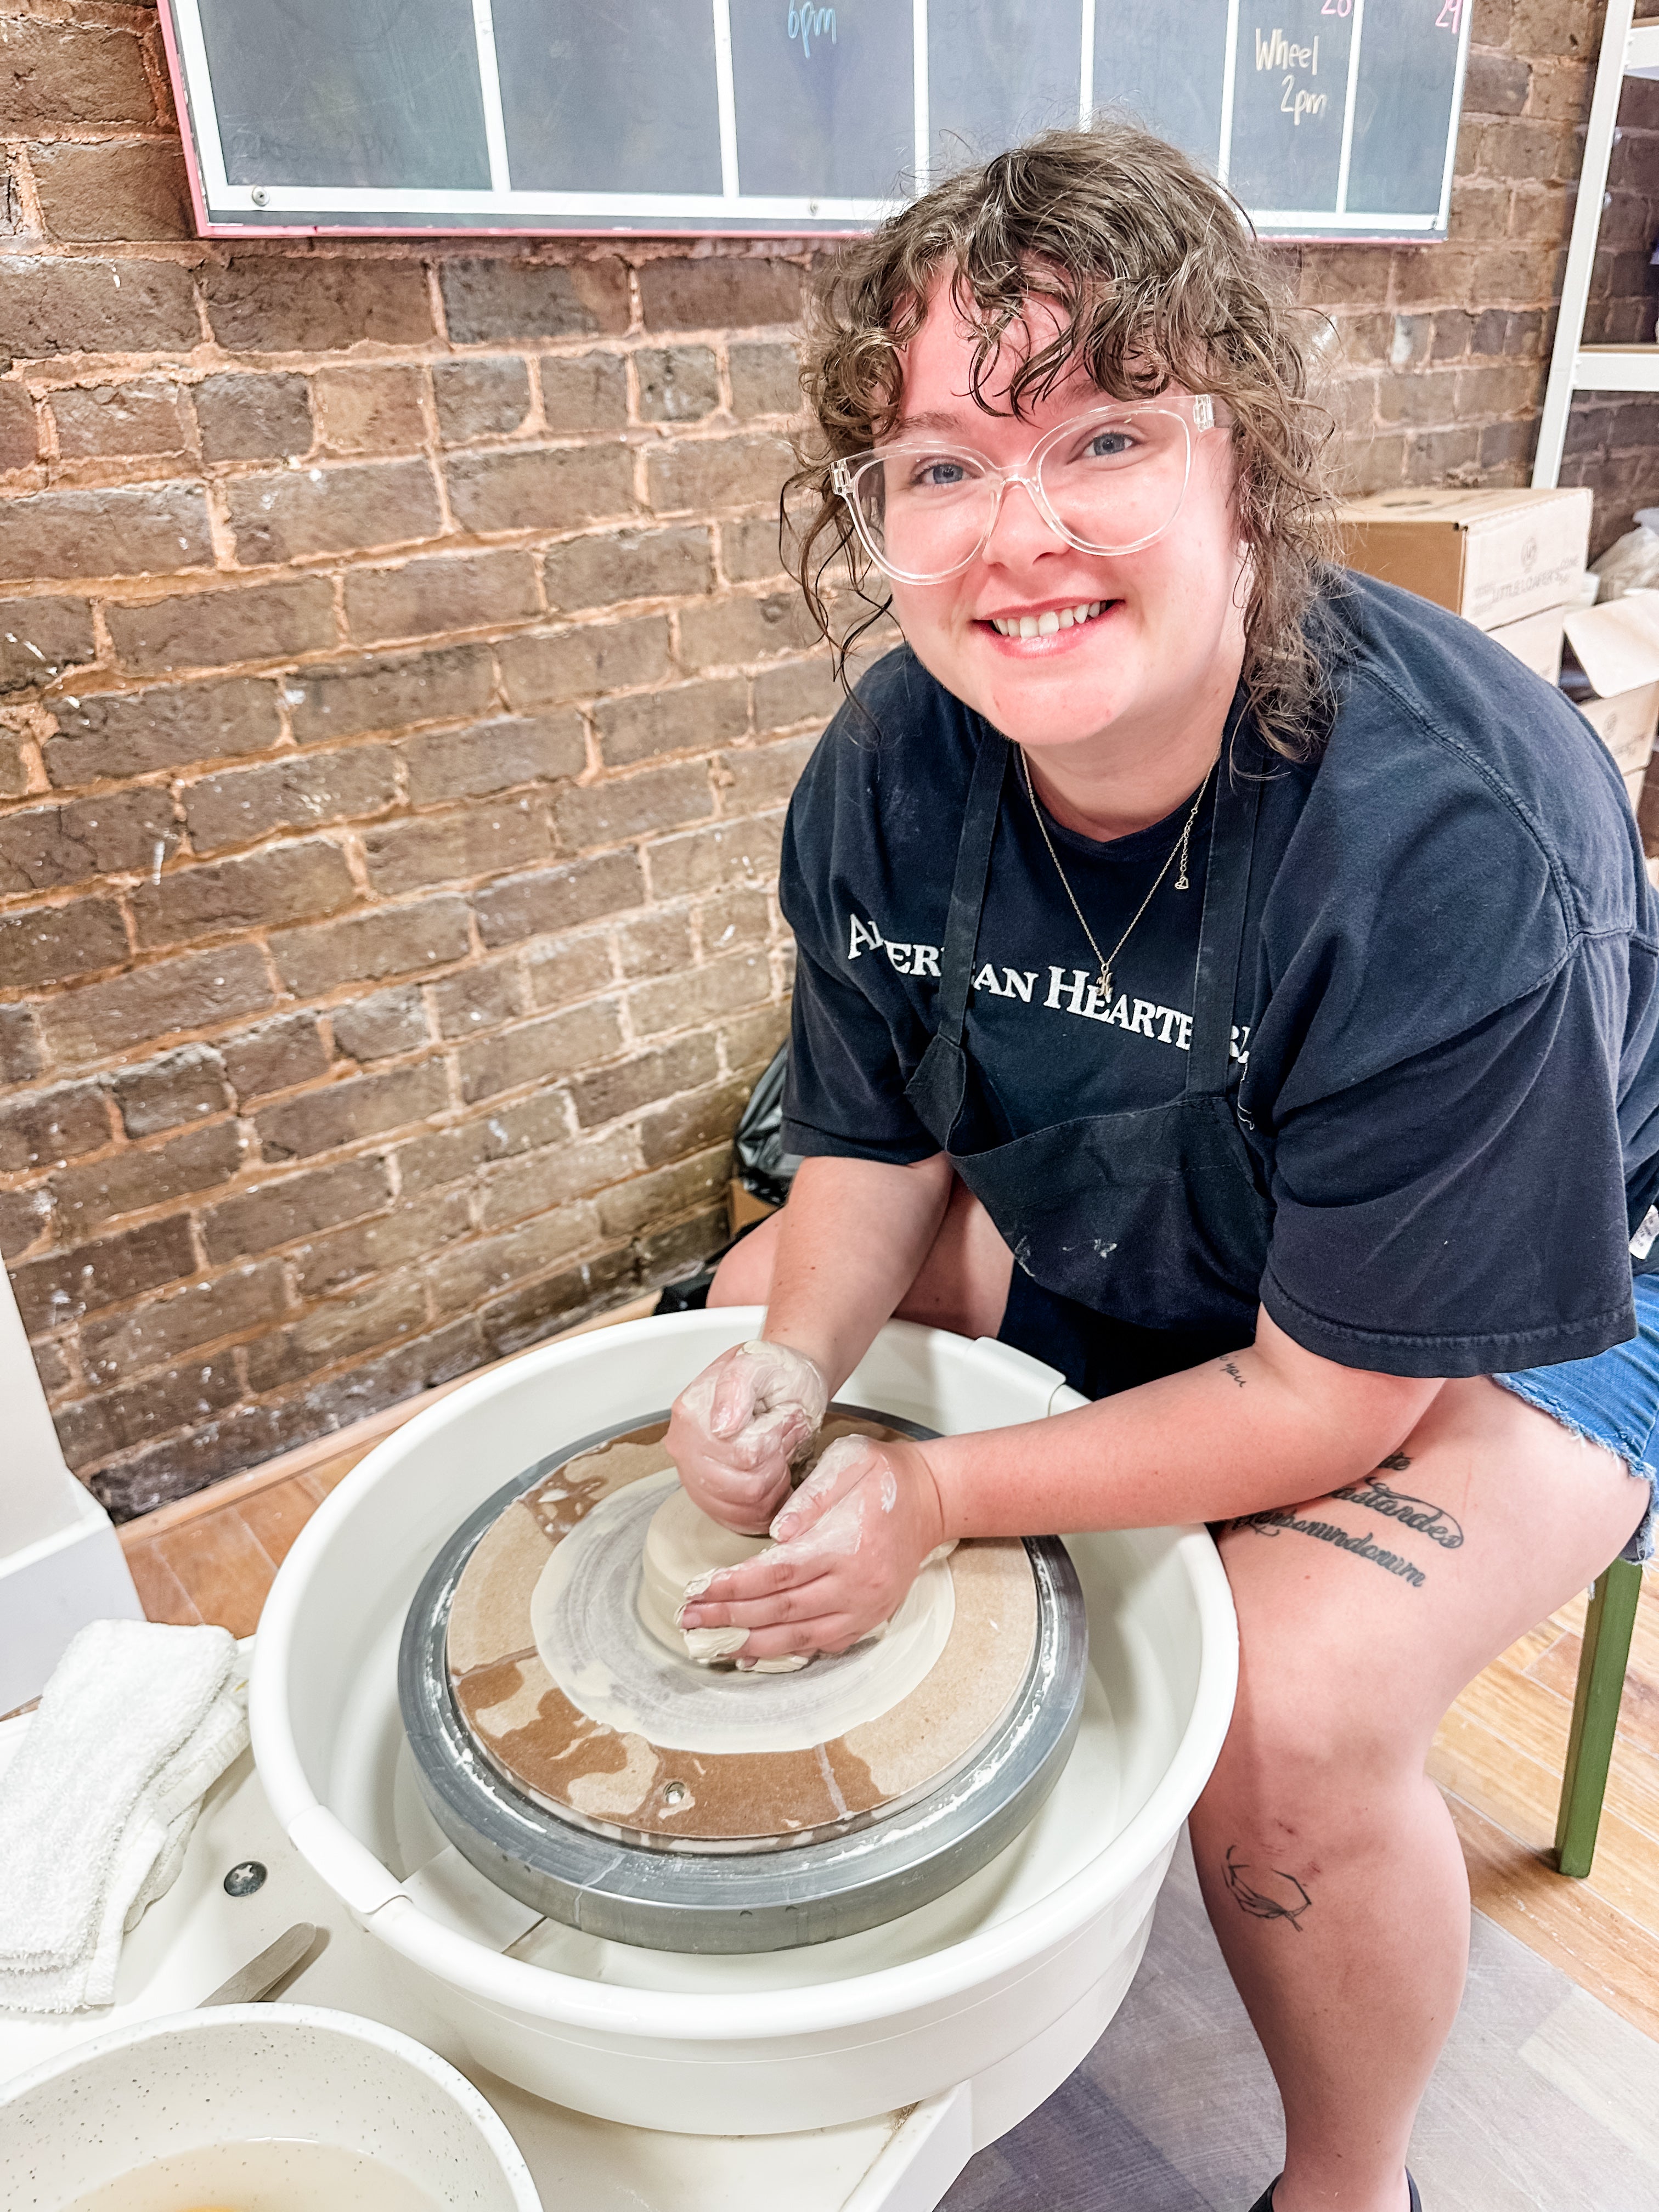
[932,727,1010,1048]
[1184,747,1262,1098]
[935,716,1262,1092]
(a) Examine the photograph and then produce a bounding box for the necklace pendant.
[1098,967,1112,1005]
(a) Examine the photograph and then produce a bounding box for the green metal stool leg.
[1554,1558,1643,1878]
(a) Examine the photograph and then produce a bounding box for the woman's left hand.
[676,1432,949,1665]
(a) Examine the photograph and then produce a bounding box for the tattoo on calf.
[1220,1359,1246,1389]
[1230,1505,1428,1587]
[1331,1474,1464,1551]
[1223,1844,1312,1931]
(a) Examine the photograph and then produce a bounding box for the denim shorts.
[1494,1271,1659,1564]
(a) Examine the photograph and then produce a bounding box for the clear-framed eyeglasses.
[831,395,1217,585]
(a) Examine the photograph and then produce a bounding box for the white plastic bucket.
[251,1312,1236,2137]
[0,2002,541,2210]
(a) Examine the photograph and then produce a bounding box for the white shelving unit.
[1533,0,1659,486]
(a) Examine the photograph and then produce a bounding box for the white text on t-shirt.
[844,907,1249,1062]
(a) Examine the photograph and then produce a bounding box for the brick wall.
[1300,0,1659,551]
[2,0,1656,1522]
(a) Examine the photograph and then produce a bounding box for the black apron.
[903,729,1272,1380]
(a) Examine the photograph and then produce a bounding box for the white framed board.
[156,1,1474,242]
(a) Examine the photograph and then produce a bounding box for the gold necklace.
[1020,749,1214,1008]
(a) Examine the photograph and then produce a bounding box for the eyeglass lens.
[851,410,1192,580]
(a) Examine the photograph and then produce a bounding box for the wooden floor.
[121,1446,372,1637]
[1429,1581,1659,2046]
[117,1344,1659,2046]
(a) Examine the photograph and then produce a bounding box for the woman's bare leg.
[1188,1378,1648,2212]
[717,1202,1649,2207]
[710,1172,1014,1339]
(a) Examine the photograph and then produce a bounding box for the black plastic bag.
[731,1044,802,1210]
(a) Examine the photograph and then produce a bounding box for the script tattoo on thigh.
[1229,1505,1429,1587]
[1329,1471,1465,1550]
[1223,1844,1311,1932]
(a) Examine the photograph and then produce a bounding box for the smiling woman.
[792,127,1338,768]
[655,124,1659,2212]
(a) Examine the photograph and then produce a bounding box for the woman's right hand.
[665,1340,829,1533]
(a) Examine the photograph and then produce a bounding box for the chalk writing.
[1255,25,1328,127]
[1321,0,1352,14]
[1436,2,1464,30]
[788,4,837,60]
[1254,28,1319,73]
[1281,74,1328,123]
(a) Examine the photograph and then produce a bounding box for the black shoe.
[1246,2179,1420,2211]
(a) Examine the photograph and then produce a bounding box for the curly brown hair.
[785,123,1343,760]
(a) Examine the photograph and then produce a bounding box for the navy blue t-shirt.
[778,573,1659,1379]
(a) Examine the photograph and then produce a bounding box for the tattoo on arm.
[1220,1359,1246,1389]
[1223,1844,1311,1932]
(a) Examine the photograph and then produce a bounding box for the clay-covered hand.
[664,1339,830,1534]
[676,1432,949,1663]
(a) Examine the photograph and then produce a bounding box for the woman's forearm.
[928,1308,1444,1537]
[761,1152,955,1392]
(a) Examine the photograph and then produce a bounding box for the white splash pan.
[252,1310,1237,2141]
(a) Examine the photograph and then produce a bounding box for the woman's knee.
[708,1216,779,1306]
[1198,1675,1414,1874]
[1207,1551,1428,1812]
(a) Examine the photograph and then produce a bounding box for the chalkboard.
[157,1,1473,242]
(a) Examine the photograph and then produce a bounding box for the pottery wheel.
[398,1405,1088,1953]
[449,1414,1022,1848]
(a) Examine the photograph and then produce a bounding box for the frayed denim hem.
[1491,1371,1657,1564]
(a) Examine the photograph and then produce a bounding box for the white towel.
[0,1619,249,2013]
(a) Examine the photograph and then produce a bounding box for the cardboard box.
[1489,605,1568,682]
[1338,486,1593,631]
[728,1177,777,1235]
[1588,685,1659,774]
[1561,591,1659,778]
